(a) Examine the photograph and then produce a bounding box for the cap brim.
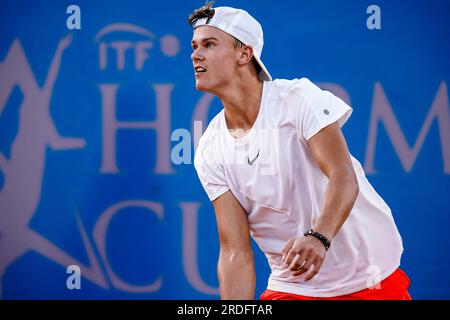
[254,55,272,81]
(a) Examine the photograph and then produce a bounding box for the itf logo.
[94,23,180,70]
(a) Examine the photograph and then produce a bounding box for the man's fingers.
[288,250,307,271]
[292,267,308,277]
[283,237,327,280]
[281,239,294,257]
[298,258,314,273]
[304,258,324,281]
[292,262,316,278]
[290,250,311,274]
[291,262,309,276]
[282,239,297,266]
[303,267,319,282]
[283,247,297,267]
[288,253,301,270]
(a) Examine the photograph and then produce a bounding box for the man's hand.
[281,236,327,281]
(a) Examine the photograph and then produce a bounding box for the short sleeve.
[294,78,353,141]
[194,136,229,202]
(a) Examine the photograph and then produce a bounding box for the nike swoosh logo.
[247,149,260,165]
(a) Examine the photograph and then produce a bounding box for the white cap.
[192,6,272,81]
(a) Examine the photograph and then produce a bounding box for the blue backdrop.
[0,0,449,299]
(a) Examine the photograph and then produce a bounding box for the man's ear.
[237,45,254,66]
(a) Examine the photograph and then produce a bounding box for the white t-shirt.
[194,78,404,297]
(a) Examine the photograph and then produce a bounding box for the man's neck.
[218,77,264,135]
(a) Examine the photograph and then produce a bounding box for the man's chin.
[195,81,211,92]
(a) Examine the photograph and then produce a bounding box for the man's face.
[191,26,238,93]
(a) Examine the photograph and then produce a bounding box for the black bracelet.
[304,229,331,251]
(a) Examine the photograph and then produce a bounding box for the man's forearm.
[218,250,255,299]
[313,171,359,241]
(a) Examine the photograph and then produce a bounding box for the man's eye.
[206,42,214,48]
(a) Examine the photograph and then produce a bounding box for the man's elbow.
[346,168,359,203]
[220,246,254,265]
[333,167,359,203]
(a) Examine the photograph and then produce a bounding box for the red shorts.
[260,268,412,300]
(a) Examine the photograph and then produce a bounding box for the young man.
[190,2,411,300]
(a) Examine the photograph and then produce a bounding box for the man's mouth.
[195,66,207,73]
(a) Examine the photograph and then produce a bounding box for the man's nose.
[191,49,204,62]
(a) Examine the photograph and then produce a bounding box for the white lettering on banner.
[99,83,174,174]
[171,129,192,165]
[180,202,220,295]
[66,265,82,289]
[364,82,450,174]
[366,5,381,30]
[100,41,153,70]
[95,23,179,70]
[66,5,81,30]
[134,41,153,69]
[93,200,164,293]
[171,122,204,165]
[95,23,155,70]
[109,41,133,70]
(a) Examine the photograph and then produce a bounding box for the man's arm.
[282,121,359,280]
[307,121,359,240]
[213,190,255,299]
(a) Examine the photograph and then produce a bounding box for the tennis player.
[190,2,411,300]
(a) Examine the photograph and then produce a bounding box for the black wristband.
[304,229,331,251]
